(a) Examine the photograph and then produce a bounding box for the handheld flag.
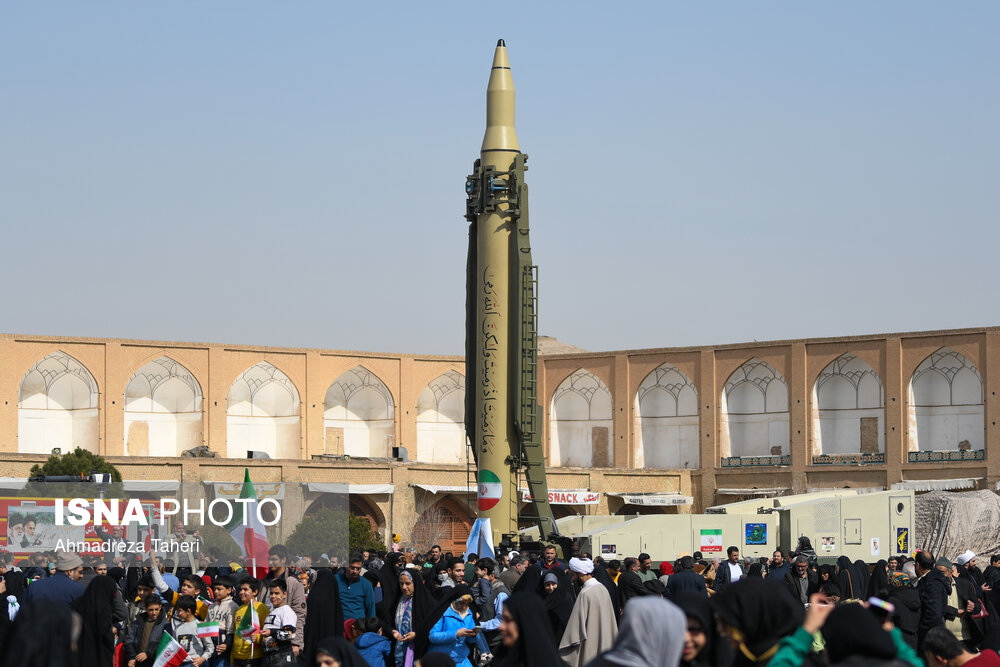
[465,518,495,560]
[237,603,261,639]
[197,621,220,638]
[152,632,188,667]
[225,469,270,575]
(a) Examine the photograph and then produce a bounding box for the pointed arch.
[18,351,100,454]
[324,366,395,458]
[811,354,884,459]
[908,348,984,455]
[124,356,203,457]
[550,369,614,468]
[720,359,789,462]
[416,371,467,464]
[226,362,300,459]
[633,363,699,469]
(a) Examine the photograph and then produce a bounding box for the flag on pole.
[225,469,270,574]
[237,602,261,639]
[197,621,220,638]
[465,518,495,559]
[152,632,188,667]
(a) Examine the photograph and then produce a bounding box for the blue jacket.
[355,632,391,667]
[427,606,477,667]
[335,572,375,620]
[22,572,85,607]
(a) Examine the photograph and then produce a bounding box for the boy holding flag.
[232,578,270,667]
[206,576,239,667]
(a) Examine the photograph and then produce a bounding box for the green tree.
[285,508,349,558]
[284,509,383,558]
[349,514,383,553]
[29,447,122,482]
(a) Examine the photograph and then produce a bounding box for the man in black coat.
[915,550,950,655]
[784,555,818,604]
[617,557,651,603]
[713,546,743,592]
[666,556,707,597]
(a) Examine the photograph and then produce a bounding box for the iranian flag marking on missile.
[477,470,502,511]
[152,632,188,667]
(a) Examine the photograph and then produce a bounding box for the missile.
[465,40,557,547]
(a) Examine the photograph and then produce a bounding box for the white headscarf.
[569,557,594,574]
[595,597,686,667]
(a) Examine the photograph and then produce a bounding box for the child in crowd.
[261,579,297,666]
[170,595,214,666]
[126,594,169,667]
[231,578,271,666]
[354,617,391,667]
[207,575,239,667]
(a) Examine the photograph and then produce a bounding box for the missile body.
[465,41,556,547]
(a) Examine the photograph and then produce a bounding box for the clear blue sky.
[2,3,997,355]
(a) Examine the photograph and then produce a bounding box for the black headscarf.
[414,584,471,658]
[494,592,562,667]
[0,600,77,667]
[836,556,859,599]
[2,571,26,602]
[853,560,871,595]
[674,591,724,667]
[821,603,896,663]
[386,569,434,636]
[746,563,764,578]
[124,565,139,601]
[417,654,459,667]
[590,561,623,621]
[378,552,403,611]
[512,563,576,640]
[867,560,890,598]
[302,568,344,666]
[72,576,118,667]
[711,578,803,666]
[819,564,842,599]
[315,636,367,667]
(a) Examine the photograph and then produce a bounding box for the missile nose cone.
[482,40,518,154]
[497,38,505,46]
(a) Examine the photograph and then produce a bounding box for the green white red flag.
[225,469,270,573]
[152,632,188,667]
[197,621,220,638]
[237,602,261,639]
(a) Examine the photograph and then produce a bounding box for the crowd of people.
[4,534,1000,666]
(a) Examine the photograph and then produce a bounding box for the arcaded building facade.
[1,327,997,552]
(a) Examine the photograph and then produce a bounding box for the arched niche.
[549,369,614,467]
[226,362,300,459]
[18,351,99,454]
[324,366,395,458]
[811,354,884,460]
[416,371,466,464]
[633,363,699,469]
[124,356,203,457]
[719,359,789,462]
[908,348,984,457]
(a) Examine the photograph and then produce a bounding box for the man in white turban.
[956,550,976,567]
[559,557,618,666]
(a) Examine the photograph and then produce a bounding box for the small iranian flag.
[700,528,723,553]
[225,469,270,574]
[477,470,502,511]
[237,603,261,639]
[152,632,188,667]
[197,621,220,638]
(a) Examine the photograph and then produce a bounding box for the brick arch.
[121,349,207,399]
[349,495,386,534]
[411,496,472,555]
